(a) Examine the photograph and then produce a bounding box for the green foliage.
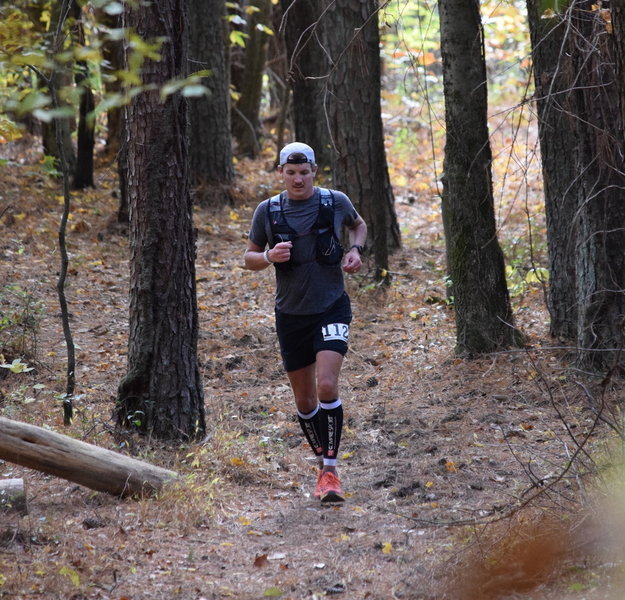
[40,154,61,175]
[159,70,211,101]
[506,264,549,297]
[0,284,43,361]
[0,0,208,144]
[0,358,34,374]
[539,0,571,16]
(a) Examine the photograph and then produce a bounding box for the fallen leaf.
[445,460,457,473]
[59,566,80,586]
[254,554,268,568]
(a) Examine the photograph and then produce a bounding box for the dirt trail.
[0,155,619,599]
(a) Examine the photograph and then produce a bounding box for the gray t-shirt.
[249,187,360,315]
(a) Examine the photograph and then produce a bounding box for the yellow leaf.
[445,461,457,473]
[230,457,245,466]
[381,542,393,554]
[341,451,355,460]
[59,566,80,586]
[394,174,408,187]
[14,212,27,221]
[420,51,437,66]
[425,481,434,488]
[238,516,252,526]
[0,574,6,586]
[229,210,240,221]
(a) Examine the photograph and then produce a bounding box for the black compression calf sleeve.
[320,399,343,461]
[297,406,323,457]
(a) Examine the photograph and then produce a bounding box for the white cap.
[279,142,316,165]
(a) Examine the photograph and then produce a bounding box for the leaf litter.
[0,137,623,599]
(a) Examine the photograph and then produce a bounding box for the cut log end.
[0,478,27,515]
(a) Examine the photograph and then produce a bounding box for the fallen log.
[0,417,178,498]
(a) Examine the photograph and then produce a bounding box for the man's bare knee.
[317,377,338,400]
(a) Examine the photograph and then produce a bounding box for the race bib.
[321,323,349,343]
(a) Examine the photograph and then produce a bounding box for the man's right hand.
[269,241,292,263]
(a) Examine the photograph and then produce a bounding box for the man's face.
[279,162,317,200]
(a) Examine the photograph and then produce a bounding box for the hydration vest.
[268,188,344,271]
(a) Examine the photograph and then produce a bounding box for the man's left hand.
[342,249,362,274]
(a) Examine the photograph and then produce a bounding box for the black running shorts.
[275,292,352,372]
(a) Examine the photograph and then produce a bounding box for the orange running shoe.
[317,471,344,503]
[313,469,323,498]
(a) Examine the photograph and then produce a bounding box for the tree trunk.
[526,1,579,340]
[115,0,206,440]
[188,0,234,202]
[439,0,521,354]
[231,0,272,157]
[616,1,625,132]
[101,12,124,160]
[42,0,76,171]
[41,67,75,172]
[322,0,400,278]
[570,2,625,372]
[279,0,332,166]
[72,2,95,190]
[0,417,177,497]
[117,126,129,224]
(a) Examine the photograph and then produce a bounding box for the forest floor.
[2,137,625,600]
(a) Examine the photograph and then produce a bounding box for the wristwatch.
[350,244,364,254]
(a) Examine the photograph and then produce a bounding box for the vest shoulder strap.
[268,193,282,212]
[317,187,334,207]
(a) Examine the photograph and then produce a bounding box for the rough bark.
[101,12,124,160]
[72,2,95,190]
[188,0,234,202]
[570,2,625,372]
[526,1,579,340]
[439,0,521,354]
[321,0,400,276]
[42,0,76,171]
[0,417,177,498]
[115,0,206,440]
[279,0,332,166]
